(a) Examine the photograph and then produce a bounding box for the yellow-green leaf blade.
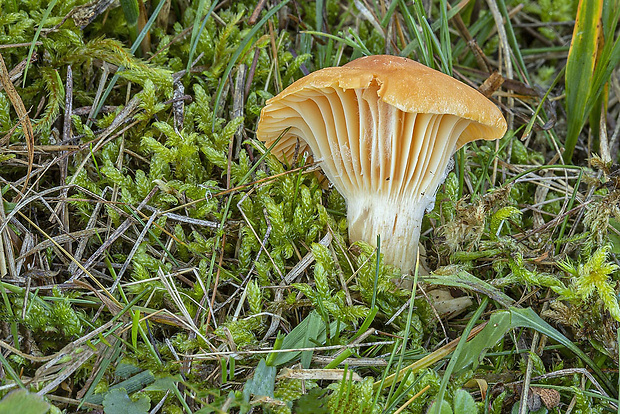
[564,0,603,161]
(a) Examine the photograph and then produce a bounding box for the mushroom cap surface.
[258,55,507,152]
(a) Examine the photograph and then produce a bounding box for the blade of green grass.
[316,0,324,32]
[370,340,400,408]
[370,235,381,310]
[186,0,218,73]
[439,0,452,75]
[120,0,140,43]
[211,0,290,131]
[509,307,617,397]
[77,339,122,409]
[430,298,489,414]
[301,30,371,57]
[0,282,19,349]
[0,352,25,390]
[324,348,352,369]
[413,0,441,70]
[90,0,169,123]
[22,0,58,87]
[521,66,566,142]
[384,254,420,408]
[399,0,464,67]
[564,0,604,162]
[380,0,400,27]
[555,168,583,254]
[399,0,431,66]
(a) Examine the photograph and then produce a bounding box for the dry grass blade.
[16,211,121,308]
[186,340,395,360]
[68,187,157,283]
[68,187,109,275]
[394,385,431,414]
[0,195,17,279]
[69,96,142,184]
[110,210,158,294]
[376,322,488,390]
[277,367,363,381]
[16,228,107,261]
[157,268,217,351]
[0,52,34,199]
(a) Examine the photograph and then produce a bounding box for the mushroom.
[256,55,507,273]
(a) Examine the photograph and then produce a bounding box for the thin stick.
[205,234,226,332]
[249,0,269,25]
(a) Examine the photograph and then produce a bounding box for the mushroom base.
[347,196,431,274]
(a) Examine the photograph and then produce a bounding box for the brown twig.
[0,52,34,201]
[249,0,269,25]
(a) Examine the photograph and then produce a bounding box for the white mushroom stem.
[346,160,453,272]
[347,196,427,272]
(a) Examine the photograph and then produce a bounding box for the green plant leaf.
[564,0,603,161]
[609,218,620,254]
[86,370,155,404]
[272,310,345,366]
[452,310,512,373]
[301,310,323,368]
[242,359,276,403]
[0,390,50,414]
[508,307,616,396]
[120,0,139,41]
[428,399,453,414]
[292,388,329,414]
[421,270,515,308]
[144,376,183,392]
[453,389,479,414]
[103,388,149,414]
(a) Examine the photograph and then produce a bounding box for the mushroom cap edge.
[257,55,507,148]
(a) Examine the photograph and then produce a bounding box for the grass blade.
[211,0,290,130]
[439,0,452,75]
[120,0,140,42]
[22,0,58,87]
[90,0,169,122]
[509,307,617,397]
[186,0,218,73]
[564,0,604,161]
[429,298,489,414]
